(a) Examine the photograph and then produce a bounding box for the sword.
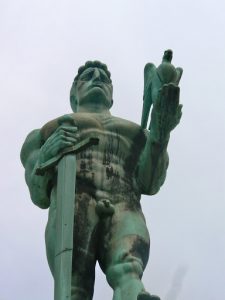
[35,136,99,300]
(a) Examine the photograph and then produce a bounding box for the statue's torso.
[42,113,147,202]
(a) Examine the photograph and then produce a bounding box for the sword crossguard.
[35,137,99,176]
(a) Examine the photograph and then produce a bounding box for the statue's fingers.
[177,104,183,113]
[58,114,75,126]
[166,84,180,114]
[154,87,164,110]
[54,134,77,144]
[167,83,180,101]
[50,139,76,155]
[176,104,183,121]
[62,136,78,144]
[53,127,79,141]
[55,126,78,134]
[153,83,179,115]
[45,135,70,153]
[155,84,171,112]
[159,83,175,101]
[61,130,79,139]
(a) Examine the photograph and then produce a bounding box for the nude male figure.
[21,61,182,300]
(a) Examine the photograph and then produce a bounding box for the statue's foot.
[137,291,161,300]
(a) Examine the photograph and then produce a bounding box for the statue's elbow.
[29,187,50,209]
[141,174,167,195]
[31,195,50,209]
[143,185,161,196]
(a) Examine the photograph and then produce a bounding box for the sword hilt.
[35,137,99,176]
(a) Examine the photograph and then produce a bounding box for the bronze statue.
[21,52,182,300]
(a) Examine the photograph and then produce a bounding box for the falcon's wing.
[175,67,183,85]
[141,63,156,128]
[143,63,156,100]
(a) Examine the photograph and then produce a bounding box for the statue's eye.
[100,73,111,84]
[80,70,94,81]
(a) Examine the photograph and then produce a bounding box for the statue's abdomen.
[76,128,141,202]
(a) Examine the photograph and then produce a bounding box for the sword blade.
[54,154,76,300]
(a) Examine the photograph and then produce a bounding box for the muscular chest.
[41,112,146,175]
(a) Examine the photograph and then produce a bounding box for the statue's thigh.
[99,206,150,273]
[71,193,99,296]
[45,192,99,279]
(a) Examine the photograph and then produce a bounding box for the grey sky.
[0,0,225,299]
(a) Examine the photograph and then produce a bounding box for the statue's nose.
[92,68,101,81]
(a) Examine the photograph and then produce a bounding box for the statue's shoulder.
[40,113,103,140]
[110,115,147,146]
[20,129,42,166]
[111,115,141,130]
[111,115,145,135]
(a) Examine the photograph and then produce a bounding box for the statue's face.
[75,67,113,110]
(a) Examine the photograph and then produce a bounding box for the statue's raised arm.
[141,49,182,130]
[138,50,183,195]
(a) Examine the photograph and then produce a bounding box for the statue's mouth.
[91,83,103,88]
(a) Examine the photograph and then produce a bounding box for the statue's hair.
[70,60,112,112]
[73,60,111,83]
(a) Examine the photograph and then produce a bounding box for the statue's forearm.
[138,81,182,195]
[138,132,169,195]
[25,150,51,209]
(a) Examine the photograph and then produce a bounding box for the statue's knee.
[106,254,143,287]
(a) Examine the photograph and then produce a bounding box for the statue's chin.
[80,87,111,108]
[88,86,106,96]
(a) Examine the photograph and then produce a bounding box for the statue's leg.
[71,253,96,300]
[45,192,99,300]
[70,193,99,300]
[98,203,151,300]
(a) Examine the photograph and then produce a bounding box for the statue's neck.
[77,104,111,114]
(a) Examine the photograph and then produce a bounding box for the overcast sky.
[0,0,225,299]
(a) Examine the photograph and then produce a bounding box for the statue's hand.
[39,125,79,165]
[150,83,182,143]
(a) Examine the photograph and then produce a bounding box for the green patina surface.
[20,52,182,300]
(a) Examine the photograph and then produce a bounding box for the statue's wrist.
[35,151,54,178]
[149,129,170,145]
[38,145,50,165]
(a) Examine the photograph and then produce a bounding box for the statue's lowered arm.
[20,116,80,209]
[20,129,52,209]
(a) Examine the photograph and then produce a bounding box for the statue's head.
[70,61,113,112]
